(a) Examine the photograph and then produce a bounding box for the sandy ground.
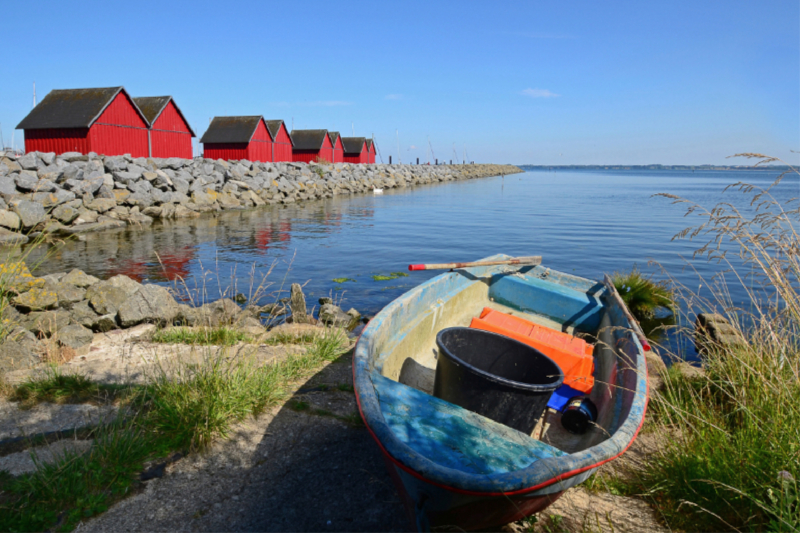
[77,353,411,532]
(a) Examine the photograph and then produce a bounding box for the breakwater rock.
[0,151,521,244]
[0,260,354,372]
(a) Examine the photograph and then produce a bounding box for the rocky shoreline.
[0,255,355,373]
[0,151,521,244]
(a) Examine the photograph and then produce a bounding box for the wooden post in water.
[389,155,392,164]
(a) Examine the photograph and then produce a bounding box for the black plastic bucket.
[433,327,564,434]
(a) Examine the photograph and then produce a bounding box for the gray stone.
[125,192,154,207]
[54,282,86,308]
[86,286,129,315]
[13,287,58,312]
[53,205,80,224]
[184,298,241,327]
[39,152,56,165]
[25,309,72,336]
[113,170,140,183]
[318,303,357,329]
[0,209,20,230]
[14,173,40,191]
[172,177,190,194]
[0,176,18,195]
[0,339,38,372]
[69,300,100,328]
[10,199,46,228]
[79,177,104,195]
[32,188,75,208]
[60,152,87,162]
[0,227,28,245]
[118,285,180,327]
[56,324,93,354]
[73,208,99,225]
[87,198,116,213]
[62,269,100,288]
[128,179,152,194]
[319,297,333,306]
[289,283,310,323]
[17,153,39,171]
[104,156,128,173]
[62,220,126,234]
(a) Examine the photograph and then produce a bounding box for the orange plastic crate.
[469,308,595,393]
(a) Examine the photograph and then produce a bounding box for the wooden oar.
[408,256,542,271]
[602,274,652,352]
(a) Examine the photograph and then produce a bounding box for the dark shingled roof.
[16,87,146,130]
[291,129,328,150]
[328,131,340,145]
[341,137,367,154]
[201,116,263,144]
[133,96,196,136]
[366,139,374,151]
[264,120,290,144]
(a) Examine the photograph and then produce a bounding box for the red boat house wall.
[17,86,149,157]
[366,139,376,164]
[342,137,368,164]
[328,132,344,163]
[265,120,293,162]
[291,130,333,163]
[201,116,276,162]
[133,96,195,158]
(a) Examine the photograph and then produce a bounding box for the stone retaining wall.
[0,151,522,244]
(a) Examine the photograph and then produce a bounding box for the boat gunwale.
[353,255,649,495]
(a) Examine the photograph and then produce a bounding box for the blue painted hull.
[354,255,649,531]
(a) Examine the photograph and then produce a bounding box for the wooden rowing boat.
[353,254,649,531]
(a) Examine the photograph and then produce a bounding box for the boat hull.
[380,453,564,530]
[354,256,649,531]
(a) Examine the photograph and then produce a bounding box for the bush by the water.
[611,266,674,322]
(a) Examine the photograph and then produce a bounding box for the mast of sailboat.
[32,82,36,108]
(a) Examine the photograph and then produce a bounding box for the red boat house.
[342,137,368,164]
[366,139,376,164]
[133,96,195,158]
[16,86,149,157]
[201,116,274,162]
[291,130,333,163]
[264,120,293,162]
[329,132,344,163]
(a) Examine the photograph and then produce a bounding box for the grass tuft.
[151,327,251,346]
[9,366,129,407]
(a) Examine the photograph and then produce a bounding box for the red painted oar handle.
[409,264,425,271]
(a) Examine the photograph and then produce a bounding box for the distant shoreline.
[519,164,793,171]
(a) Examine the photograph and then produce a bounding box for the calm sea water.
[20,168,798,360]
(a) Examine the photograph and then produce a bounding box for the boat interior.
[367,264,633,476]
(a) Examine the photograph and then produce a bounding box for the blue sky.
[1,0,797,165]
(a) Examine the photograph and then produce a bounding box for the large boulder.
[56,324,94,355]
[0,209,20,230]
[10,199,46,228]
[87,198,116,213]
[61,269,100,288]
[183,298,241,327]
[117,285,179,327]
[85,275,141,315]
[24,309,72,336]
[13,287,58,312]
[53,204,80,224]
[0,176,17,195]
[54,282,86,308]
[318,303,359,329]
[0,338,38,372]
